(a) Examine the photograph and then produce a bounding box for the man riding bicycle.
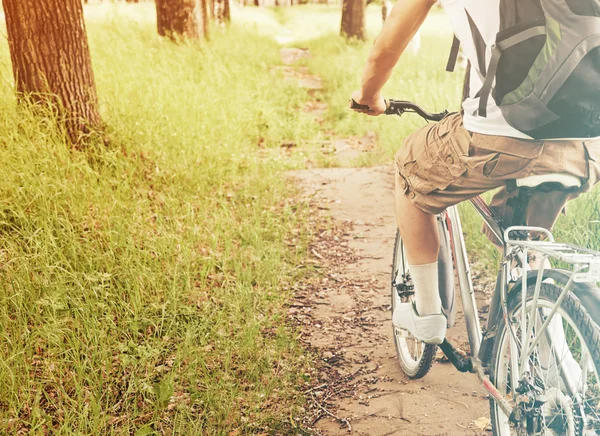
[351,0,600,345]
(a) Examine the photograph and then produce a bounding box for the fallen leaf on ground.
[472,416,491,430]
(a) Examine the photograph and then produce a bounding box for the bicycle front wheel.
[490,281,600,435]
[391,230,437,379]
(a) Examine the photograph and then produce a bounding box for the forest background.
[0,0,598,434]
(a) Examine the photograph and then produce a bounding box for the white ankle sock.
[410,261,441,316]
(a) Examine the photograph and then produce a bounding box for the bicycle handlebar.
[349,99,449,122]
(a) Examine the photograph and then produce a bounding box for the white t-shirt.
[439,0,533,139]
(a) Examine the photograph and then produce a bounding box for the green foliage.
[0,6,319,434]
[554,189,600,251]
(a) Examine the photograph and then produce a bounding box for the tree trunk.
[155,0,207,41]
[214,0,230,23]
[200,0,210,38]
[207,0,214,21]
[222,0,230,22]
[3,0,101,143]
[340,0,366,40]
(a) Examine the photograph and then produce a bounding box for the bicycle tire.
[391,230,437,379]
[489,280,600,435]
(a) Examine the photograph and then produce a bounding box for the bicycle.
[351,98,600,435]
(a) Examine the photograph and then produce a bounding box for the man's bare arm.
[352,0,437,115]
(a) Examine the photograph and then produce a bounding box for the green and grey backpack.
[459,1,600,139]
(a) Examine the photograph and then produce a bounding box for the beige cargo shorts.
[394,112,600,244]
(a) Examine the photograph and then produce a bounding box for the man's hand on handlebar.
[350,97,449,121]
[350,90,386,116]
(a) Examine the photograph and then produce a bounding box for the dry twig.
[310,392,352,432]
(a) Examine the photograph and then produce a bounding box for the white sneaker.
[393,302,447,345]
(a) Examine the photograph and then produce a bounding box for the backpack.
[450,1,600,139]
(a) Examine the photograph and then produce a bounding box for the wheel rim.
[493,298,600,435]
[392,237,426,372]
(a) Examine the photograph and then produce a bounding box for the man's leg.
[394,172,441,316]
[392,113,518,344]
[394,172,439,265]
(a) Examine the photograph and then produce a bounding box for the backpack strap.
[446,35,461,72]
[478,45,502,118]
[478,25,547,117]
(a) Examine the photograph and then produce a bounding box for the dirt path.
[282,48,493,435]
[290,166,492,436]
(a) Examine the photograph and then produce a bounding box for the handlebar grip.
[348,98,390,113]
[349,98,371,112]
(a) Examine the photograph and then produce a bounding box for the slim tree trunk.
[340,0,366,40]
[214,0,230,23]
[222,0,230,22]
[156,0,207,41]
[207,0,214,21]
[3,0,101,143]
[200,0,210,38]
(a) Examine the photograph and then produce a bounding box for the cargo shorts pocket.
[398,135,467,195]
[479,152,532,178]
[583,140,600,188]
[469,133,544,179]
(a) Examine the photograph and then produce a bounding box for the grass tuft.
[0,5,320,434]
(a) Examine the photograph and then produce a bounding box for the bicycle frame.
[371,98,600,425]
[444,193,600,417]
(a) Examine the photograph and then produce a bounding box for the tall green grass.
[0,7,320,435]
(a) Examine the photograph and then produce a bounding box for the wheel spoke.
[492,286,600,435]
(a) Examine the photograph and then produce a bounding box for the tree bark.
[213,0,230,23]
[340,0,366,40]
[200,0,210,38]
[222,0,230,22]
[207,0,214,20]
[3,0,101,143]
[155,0,208,41]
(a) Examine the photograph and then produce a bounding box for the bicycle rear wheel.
[391,230,437,379]
[490,281,600,435]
